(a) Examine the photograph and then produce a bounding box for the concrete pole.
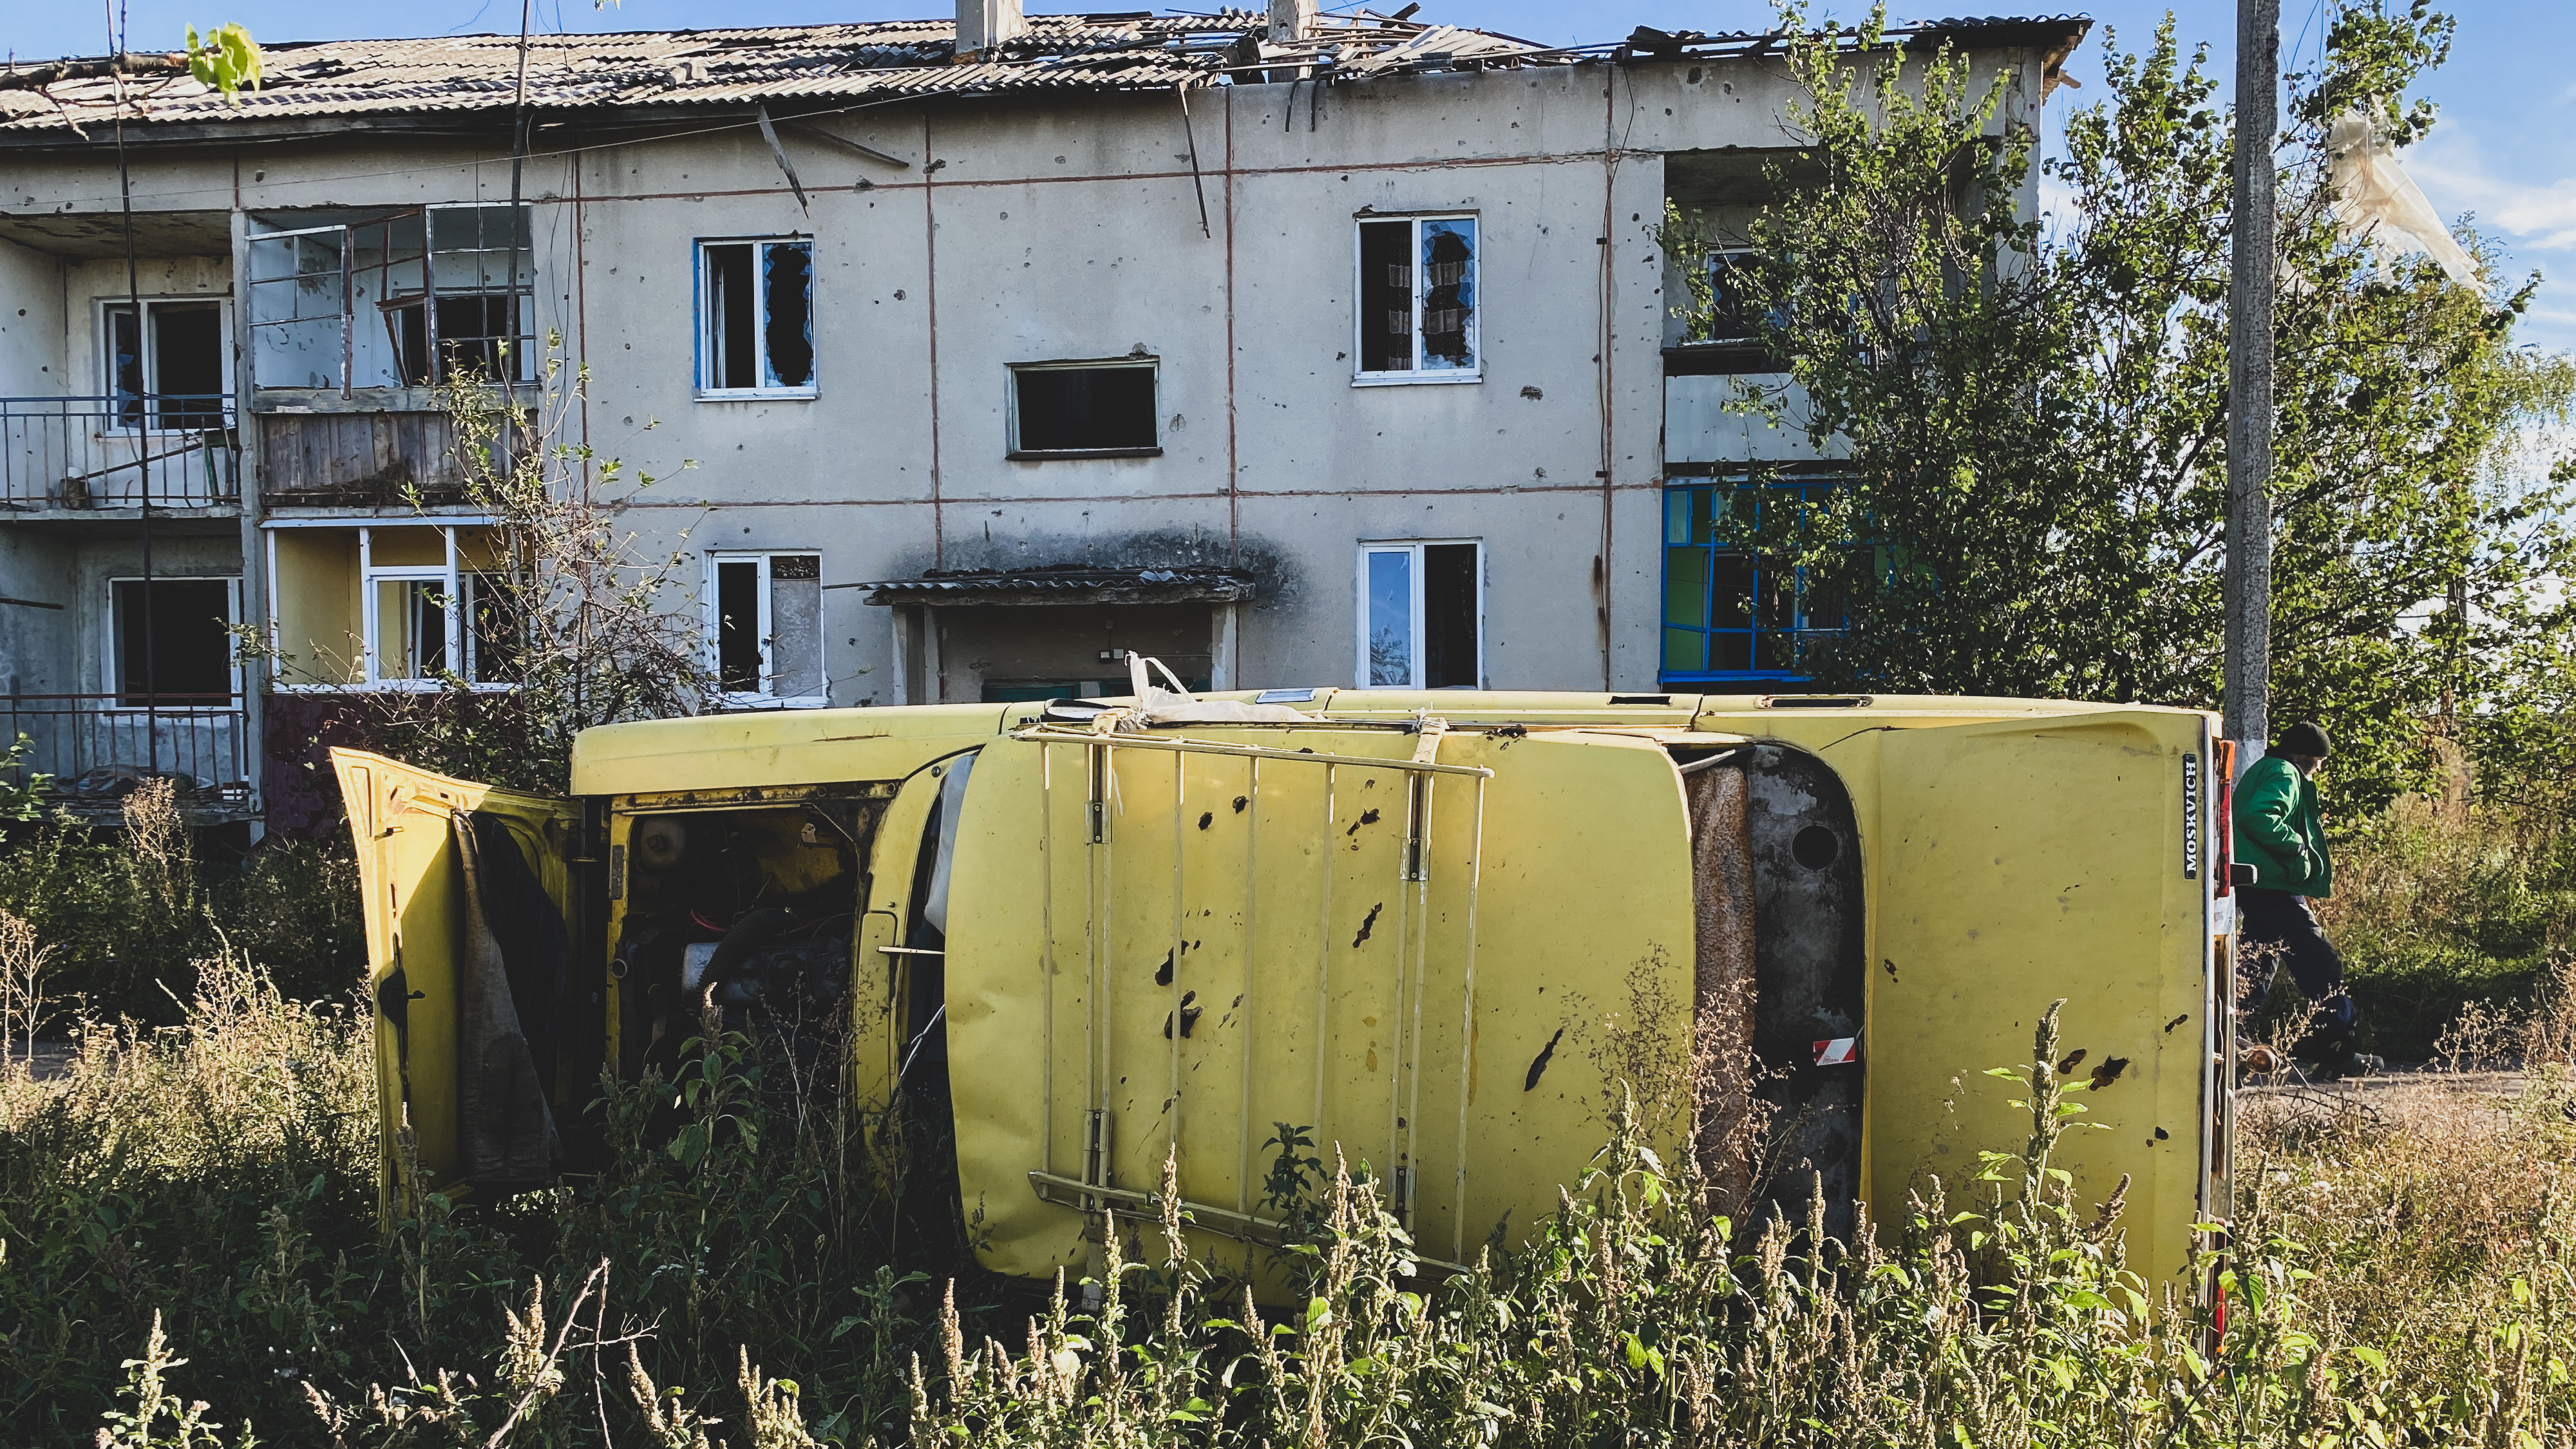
[2224,0,2278,771]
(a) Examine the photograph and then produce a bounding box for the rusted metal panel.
[1686,759,1757,1216]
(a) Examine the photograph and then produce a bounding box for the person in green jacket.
[2233,721,2377,1077]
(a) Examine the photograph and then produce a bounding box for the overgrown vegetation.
[1662,0,2576,813]
[0,779,361,1024]
[14,969,2576,1446]
[2325,795,2576,1061]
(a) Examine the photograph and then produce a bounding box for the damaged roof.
[0,10,2090,140]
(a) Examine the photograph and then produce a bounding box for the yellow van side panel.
[1866,713,2211,1291]
[944,728,1698,1279]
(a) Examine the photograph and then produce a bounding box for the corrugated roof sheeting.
[0,10,1301,133]
[0,11,2088,137]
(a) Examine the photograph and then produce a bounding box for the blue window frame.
[1660,474,1852,685]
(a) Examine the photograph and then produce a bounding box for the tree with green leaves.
[1666,1,2575,810]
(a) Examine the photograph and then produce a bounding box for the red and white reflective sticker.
[1814,1037,1859,1066]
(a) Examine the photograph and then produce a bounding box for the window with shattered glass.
[1354,214,1478,383]
[245,205,533,392]
[697,238,815,397]
[709,551,826,706]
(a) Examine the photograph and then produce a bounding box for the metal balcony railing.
[2,692,253,817]
[0,395,241,511]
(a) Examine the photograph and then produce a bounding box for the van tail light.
[2212,739,2237,898]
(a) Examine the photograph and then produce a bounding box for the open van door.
[333,749,580,1218]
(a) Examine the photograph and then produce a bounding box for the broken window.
[697,239,815,395]
[245,205,533,393]
[1009,361,1159,455]
[108,576,237,706]
[710,552,825,706]
[1354,215,1477,381]
[1359,541,1479,688]
[104,300,228,430]
[1660,477,1859,682]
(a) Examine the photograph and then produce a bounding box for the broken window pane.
[111,578,234,705]
[247,206,531,392]
[1011,363,1157,453]
[763,244,814,389]
[104,301,225,429]
[706,243,757,390]
[1358,220,1414,373]
[712,553,826,704]
[768,554,823,699]
[699,239,815,395]
[1423,543,1478,687]
[465,574,522,685]
[1361,541,1481,688]
[1356,216,1476,377]
[716,558,762,693]
[1419,219,1475,370]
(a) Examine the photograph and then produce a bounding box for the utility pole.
[2224,0,2279,771]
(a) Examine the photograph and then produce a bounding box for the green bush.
[0,782,363,1025]
[2324,795,2576,1061]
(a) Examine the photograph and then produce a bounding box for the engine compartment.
[607,801,873,1083]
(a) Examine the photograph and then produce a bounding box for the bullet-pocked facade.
[0,6,2085,829]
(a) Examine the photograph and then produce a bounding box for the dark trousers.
[2239,887,2354,1056]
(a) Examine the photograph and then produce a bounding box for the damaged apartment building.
[0,2,2085,831]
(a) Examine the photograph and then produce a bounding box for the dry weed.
[0,909,49,1065]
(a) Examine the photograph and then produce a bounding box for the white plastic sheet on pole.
[2325,111,2479,287]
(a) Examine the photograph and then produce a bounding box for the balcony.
[0,395,242,515]
[2,690,254,822]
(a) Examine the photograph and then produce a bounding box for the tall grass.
[14,972,2576,1446]
[2324,794,2576,1061]
[0,780,364,1023]
[10,787,2576,1443]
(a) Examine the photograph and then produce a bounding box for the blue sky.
[13,1,2575,348]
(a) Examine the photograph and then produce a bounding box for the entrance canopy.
[835,563,1255,608]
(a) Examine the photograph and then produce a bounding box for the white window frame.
[694,236,818,400]
[258,519,517,693]
[1354,538,1484,689]
[99,297,236,431]
[102,574,243,710]
[1351,213,1482,386]
[705,551,828,708]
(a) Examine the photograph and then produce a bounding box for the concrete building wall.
[0,37,2070,795]
[0,234,66,396]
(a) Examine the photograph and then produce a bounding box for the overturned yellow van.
[336,687,2239,1294]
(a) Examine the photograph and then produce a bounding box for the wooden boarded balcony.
[255,402,531,509]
